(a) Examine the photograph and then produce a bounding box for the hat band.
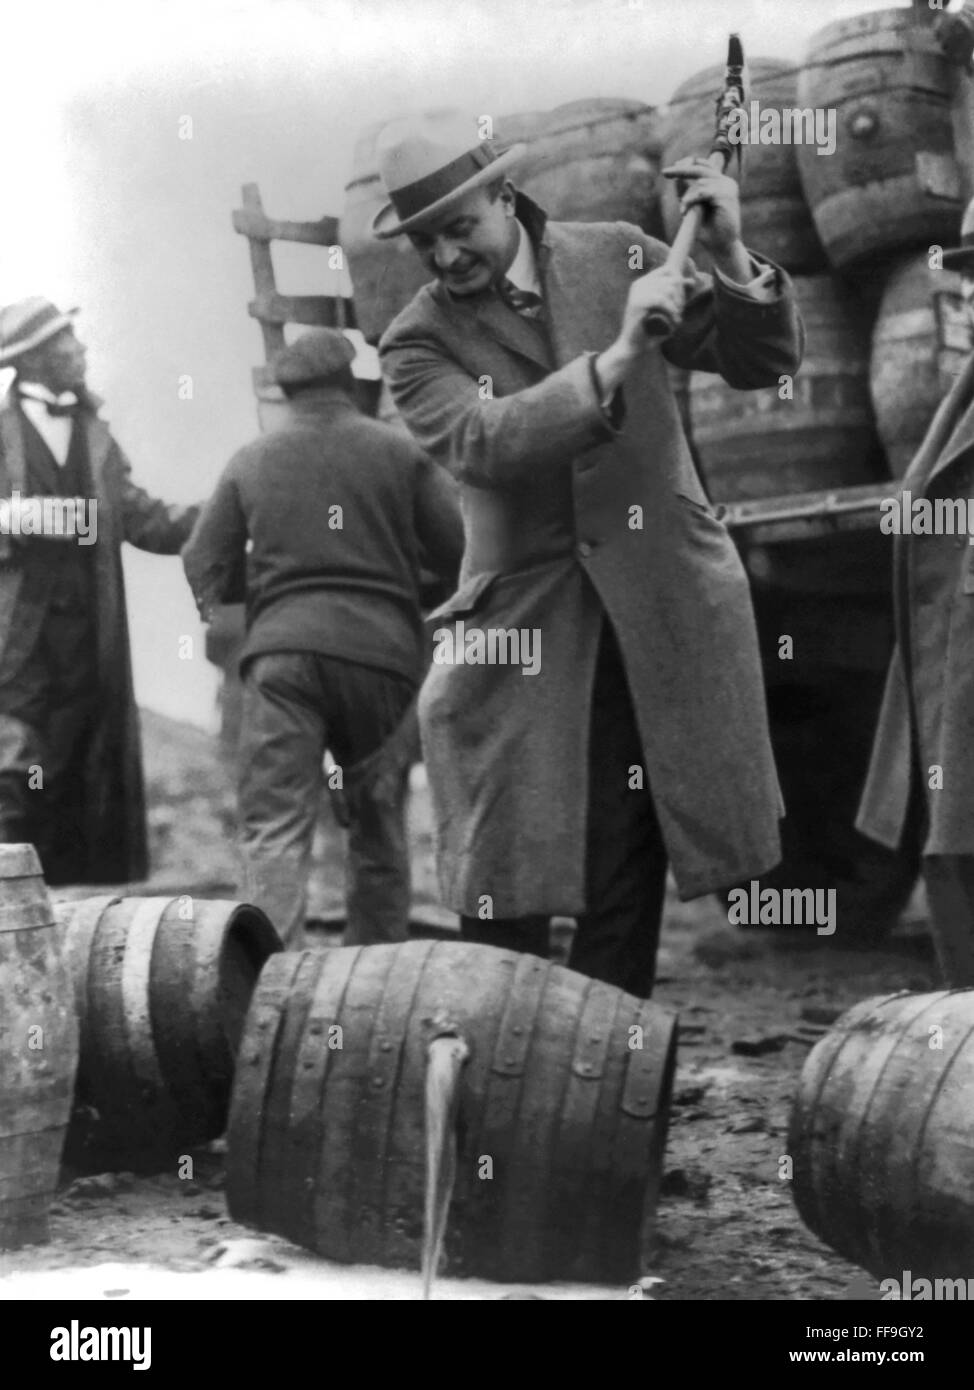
[2,306,64,348]
[958,230,974,250]
[389,144,496,223]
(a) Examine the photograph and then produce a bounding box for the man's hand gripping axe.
[643,32,747,339]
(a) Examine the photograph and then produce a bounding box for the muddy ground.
[0,709,939,1301]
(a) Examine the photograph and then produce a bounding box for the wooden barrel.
[797,9,965,270]
[495,98,663,236]
[687,273,888,503]
[227,941,677,1283]
[0,845,79,1249]
[789,989,974,1280]
[869,254,970,479]
[661,59,825,273]
[342,98,663,344]
[55,895,281,1173]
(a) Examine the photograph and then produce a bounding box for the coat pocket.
[426,569,501,625]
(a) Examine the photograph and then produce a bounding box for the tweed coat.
[0,388,197,882]
[857,352,974,857]
[379,196,804,917]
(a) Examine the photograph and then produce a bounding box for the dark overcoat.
[379,197,805,917]
[0,389,196,882]
[857,353,974,856]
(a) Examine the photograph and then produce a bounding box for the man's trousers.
[460,619,669,998]
[922,854,974,987]
[0,606,99,886]
[237,651,416,949]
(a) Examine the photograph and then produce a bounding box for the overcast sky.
[1,0,897,727]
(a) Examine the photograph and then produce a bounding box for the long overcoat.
[857,353,974,857]
[0,389,196,882]
[379,195,804,917]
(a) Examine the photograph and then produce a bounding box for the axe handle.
[643,148,731,339]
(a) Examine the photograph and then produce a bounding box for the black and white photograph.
[1,0,973,1341]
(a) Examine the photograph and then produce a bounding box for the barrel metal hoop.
[120,898,173,1094]
[621,1007,677,1119]
[0,900,53,932]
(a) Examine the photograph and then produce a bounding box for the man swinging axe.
[373,39,804,997]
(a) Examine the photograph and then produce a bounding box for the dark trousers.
[0,607,100,886]
[237,651,416,949]
[461,620,669,998]
[922,854,974,988]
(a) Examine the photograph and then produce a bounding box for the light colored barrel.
[227,941,677,1283]
[0,845,78,1249]
[789,989,974,1279]
[869,254,969,478]
[342,98,663,344]
[797,9,965,269]
[661,58,825,273]
[55,895,281,1173]
[688,273,888,503]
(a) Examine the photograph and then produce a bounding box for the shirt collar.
[503,218,541,298]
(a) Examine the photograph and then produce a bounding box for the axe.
[644,32,747,338]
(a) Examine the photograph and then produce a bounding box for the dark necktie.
[497,278,544,319]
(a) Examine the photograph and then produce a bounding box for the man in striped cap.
[0,297,198,885]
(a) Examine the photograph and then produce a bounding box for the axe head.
[712,32,748,172]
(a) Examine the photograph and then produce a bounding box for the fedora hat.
[371,111,526,240]
[270,328,356,388]
[0,297,79,367]
[943,195,974,270]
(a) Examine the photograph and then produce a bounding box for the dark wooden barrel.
[789,989,974,1280]
[342,99,663,344]
[0,845,79,1249]
[688,273,888,503]
[870,254,970,478]
[227,941,677,1283]
[661,58,825,273]
[797,9,965,270]
[55,895,281,1173]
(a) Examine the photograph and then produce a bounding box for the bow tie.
[497,278,544,319]
[21,393,80,418]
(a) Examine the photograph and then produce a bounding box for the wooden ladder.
[231,182,366,423]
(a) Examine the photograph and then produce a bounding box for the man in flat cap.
[0,297,198,885]
[375,111,804,997]
[858,197,974,987]
[182,328,463,948]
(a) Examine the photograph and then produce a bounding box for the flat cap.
[270,329,356,387]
